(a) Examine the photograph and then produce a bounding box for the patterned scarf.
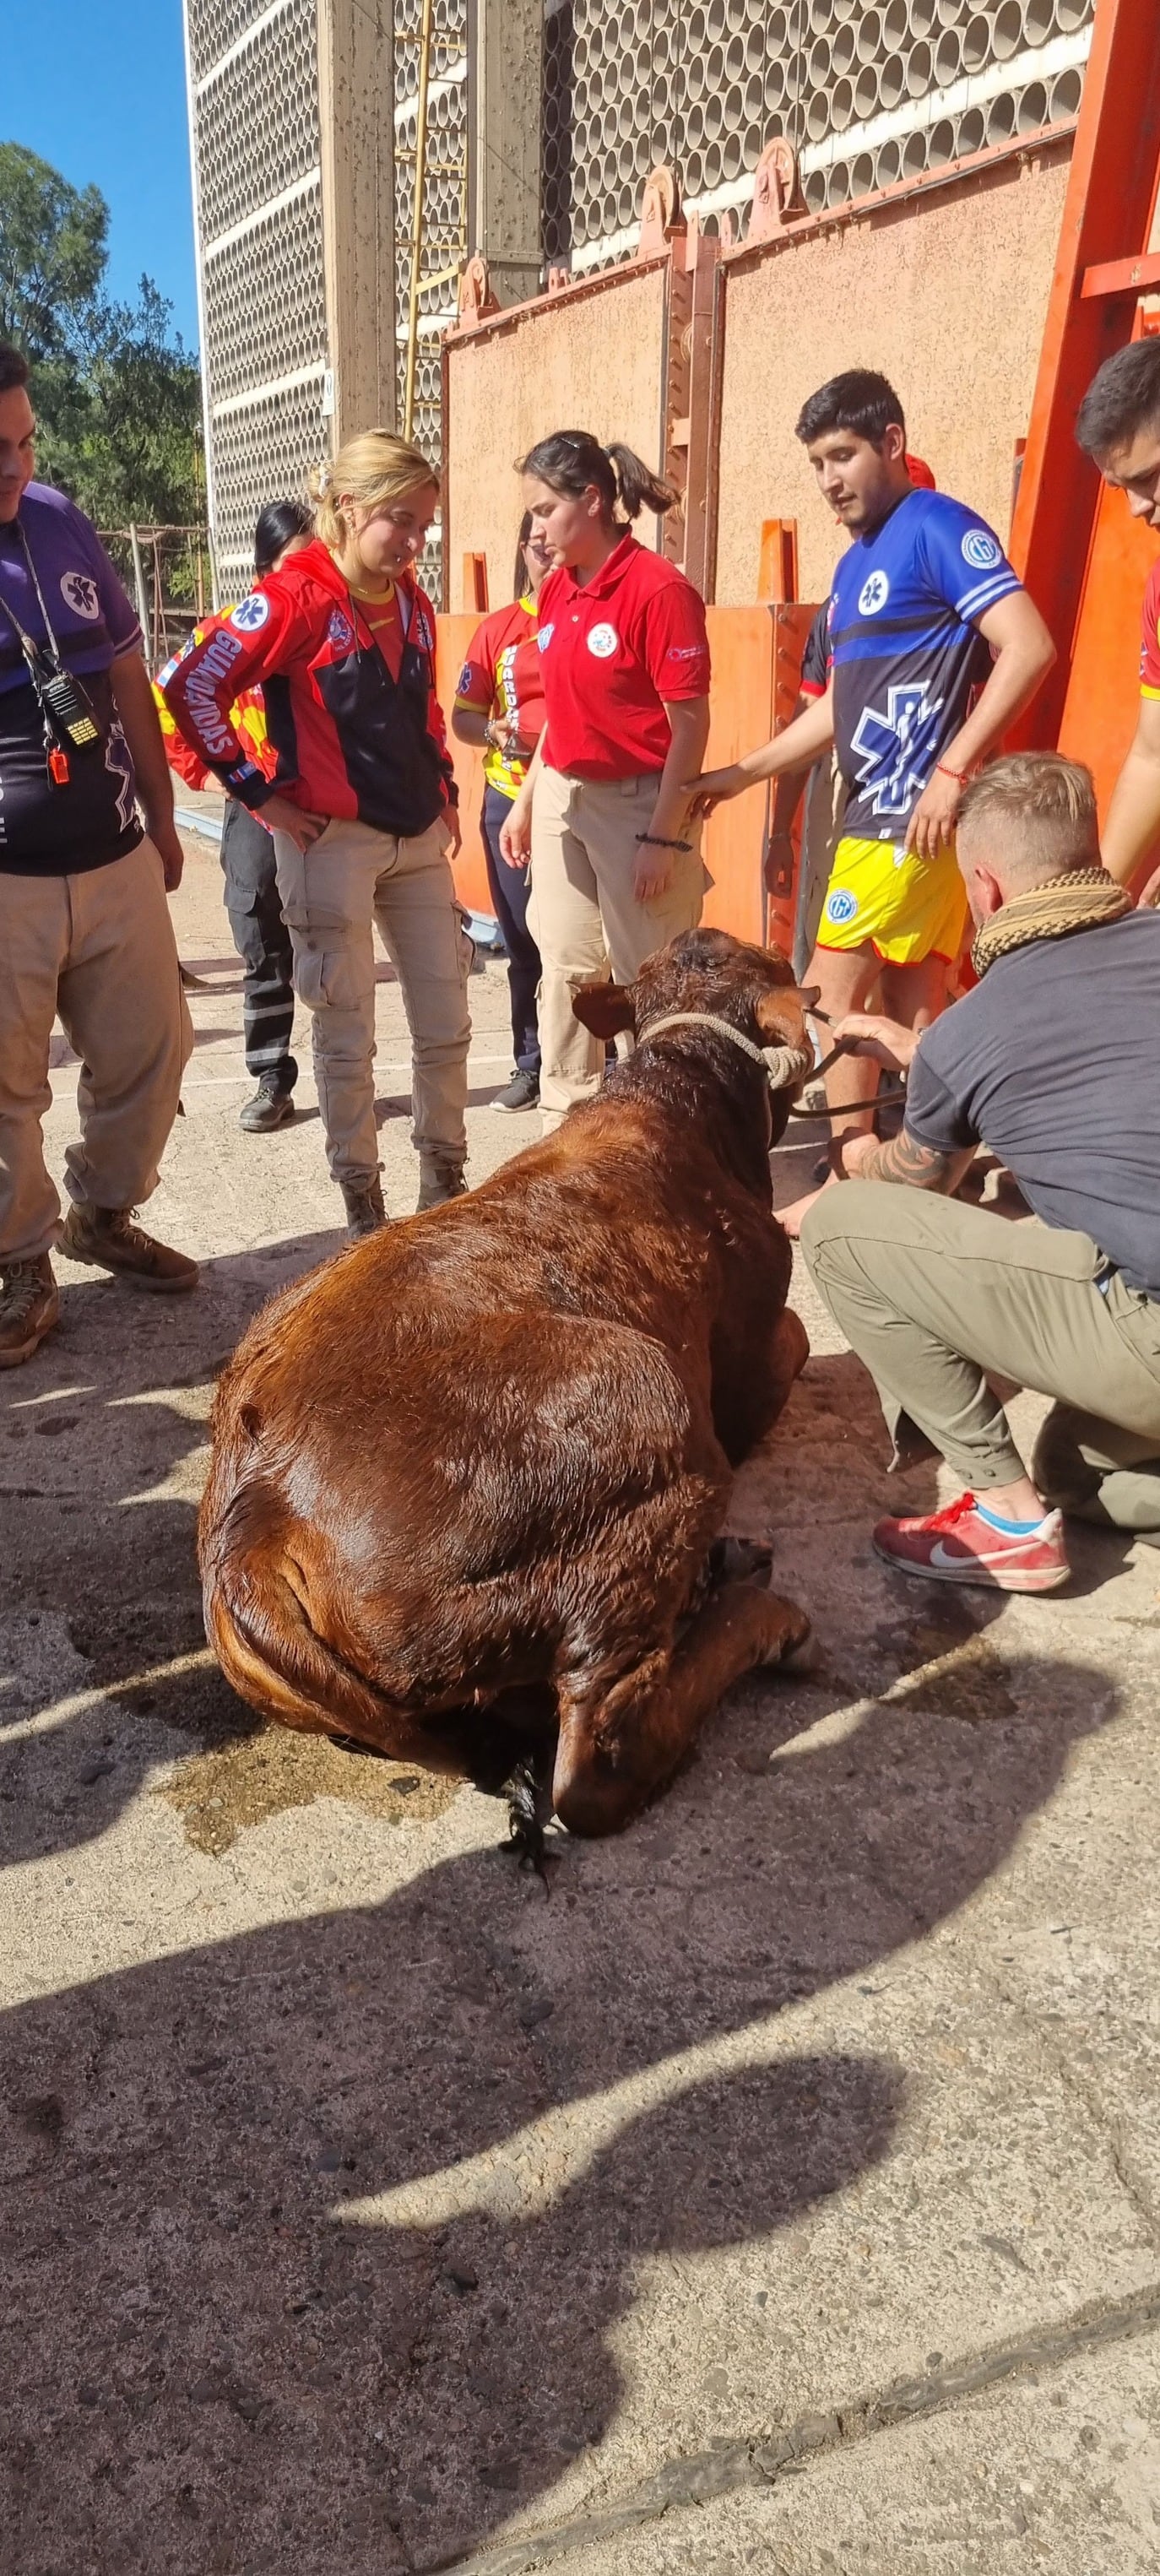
[970,867,1133,979]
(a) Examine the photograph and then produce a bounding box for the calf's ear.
[572,981,637,1039]
[754,986,803,1044]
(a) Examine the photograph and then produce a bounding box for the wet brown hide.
[198,929,814,1836]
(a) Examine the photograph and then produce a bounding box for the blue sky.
[3,1,199,350]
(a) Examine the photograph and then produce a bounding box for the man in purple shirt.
[0,341,197,1367]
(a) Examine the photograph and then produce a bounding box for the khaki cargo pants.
[528,765,705,1126]
[801,1183,1160,1535]
[0,838,192,1268]
[274,816,472,1185]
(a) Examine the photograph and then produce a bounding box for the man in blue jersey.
[690,371,1055,1233]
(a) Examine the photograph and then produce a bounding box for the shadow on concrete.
[0,1233,350,1868]
[0,1762,1073,2571]
[0,1585,1122,2572]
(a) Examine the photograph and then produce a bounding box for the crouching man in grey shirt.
[800,751,1160,1595]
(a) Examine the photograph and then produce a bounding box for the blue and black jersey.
[827,488,1022,839]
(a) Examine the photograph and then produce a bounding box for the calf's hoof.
[752,1587,816,1670]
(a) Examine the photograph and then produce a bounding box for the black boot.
[340,1176,388,1239]
[416,1152,468,1212]
[239,1070,295,1132]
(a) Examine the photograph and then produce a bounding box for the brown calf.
[198,929,815,1847]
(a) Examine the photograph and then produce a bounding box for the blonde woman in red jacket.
[164,432,470,1234]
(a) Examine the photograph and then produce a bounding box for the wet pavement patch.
[157,1720,458,1854]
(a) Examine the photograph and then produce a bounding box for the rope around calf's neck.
[637,1011,813,1092]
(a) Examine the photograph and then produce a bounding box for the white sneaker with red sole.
[873,1492,1070,1593]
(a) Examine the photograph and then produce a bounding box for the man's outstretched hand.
[682,762,747,819]
[831,1011,920,1074]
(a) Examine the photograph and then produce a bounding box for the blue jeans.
[481,784,540,1076]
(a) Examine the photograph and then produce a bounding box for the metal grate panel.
[544,0,1096,267]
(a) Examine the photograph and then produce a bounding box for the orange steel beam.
[756,519,799,605]
[1081,251,1160,300]
[462,551,489,611]
[1008,0,1160,746]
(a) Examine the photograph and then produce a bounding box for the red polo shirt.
[536,534,711,780]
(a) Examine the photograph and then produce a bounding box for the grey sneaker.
[0,1254,59,1369]
[239,1071,295,1132]
[416,1153,468,1212]
[340,1175,388,1239]
[491,1069,539,1113]
[61,1205,198,1293]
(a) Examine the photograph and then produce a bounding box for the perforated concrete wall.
[543,0,1094,271]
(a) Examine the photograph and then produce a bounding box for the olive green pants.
[801,1184,1160,1534]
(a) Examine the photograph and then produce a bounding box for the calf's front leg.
[552,1580,811,1837]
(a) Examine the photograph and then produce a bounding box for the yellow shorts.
[816,835,968,968]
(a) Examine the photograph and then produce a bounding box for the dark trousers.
[220,799,297,1089]
[481,784,540,1076]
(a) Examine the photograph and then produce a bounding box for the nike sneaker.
[873,1492,1070,1593]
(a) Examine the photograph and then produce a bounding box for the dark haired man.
[0,341,196,1368]
[800,753,1160,1597]
[689,369,1056,1233]
[1076,338,1160,898]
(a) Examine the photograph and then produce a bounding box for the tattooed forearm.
[847,1128,969,1191]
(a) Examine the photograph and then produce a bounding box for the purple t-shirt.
[0,481,144,876]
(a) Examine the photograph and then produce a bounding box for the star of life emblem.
[850,682,946,820]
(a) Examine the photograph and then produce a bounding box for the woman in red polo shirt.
[499,431,711,1125]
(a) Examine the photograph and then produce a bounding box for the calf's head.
[572,928,818,1166]
[575,927,816,1076]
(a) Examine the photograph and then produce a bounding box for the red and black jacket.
[160,540,456,837]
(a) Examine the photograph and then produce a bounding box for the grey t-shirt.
[904,910,1160,1299]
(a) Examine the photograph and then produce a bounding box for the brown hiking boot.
[61,1204,198,1294]
[340,1175,388,1239]
[416,1152,468,1212]
[0,1255,59,1368]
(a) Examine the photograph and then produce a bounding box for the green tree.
[0,142,107,356]
[0,142,202,530]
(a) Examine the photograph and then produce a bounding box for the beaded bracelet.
[635,832,693,851]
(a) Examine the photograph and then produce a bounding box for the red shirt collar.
[555,529,640,601]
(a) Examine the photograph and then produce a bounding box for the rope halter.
[637,1010,812,1093]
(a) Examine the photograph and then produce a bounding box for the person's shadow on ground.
[1,1641,1119,2573]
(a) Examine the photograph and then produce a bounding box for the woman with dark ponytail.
[499,431,711,1125]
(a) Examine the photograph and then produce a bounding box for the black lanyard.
[0,517,65,665]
